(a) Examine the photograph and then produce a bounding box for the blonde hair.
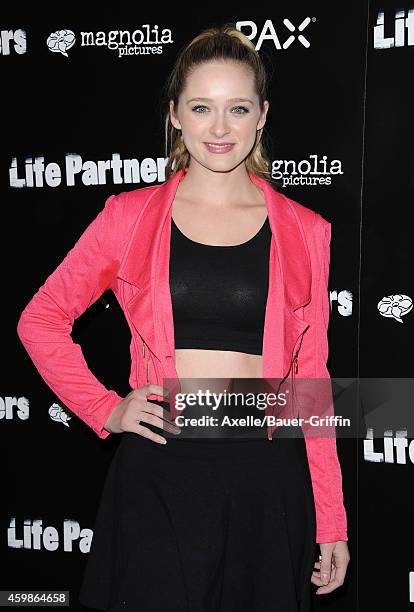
[162,23,272,182]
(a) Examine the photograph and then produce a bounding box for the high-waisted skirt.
[79,402,317,612]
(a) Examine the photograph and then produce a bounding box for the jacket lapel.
[116,168,312,380]
[115,175,180,361]
[247,173,312,377]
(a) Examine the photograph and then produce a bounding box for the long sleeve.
[295,213,348,544]
[16,194,126,439]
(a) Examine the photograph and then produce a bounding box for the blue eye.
[191,105,250,114]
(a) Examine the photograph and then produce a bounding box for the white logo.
[364,428,414,464]
[377,294,413,322]
[0,29,26,55]
[46,25,173,58]
[236,18,315,51]
[271,154,343,187]
[49,403,72,428]
[330,290,353,317]
[9,154,168,188]
[8,518,93,552]
[47,29,76,57]
[0,396,29,420]
[374,9,414,48]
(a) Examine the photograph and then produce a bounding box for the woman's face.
[169,60,269,173]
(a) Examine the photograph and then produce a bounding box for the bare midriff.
[175,348,262,381]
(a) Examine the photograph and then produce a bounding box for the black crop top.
[169,214,272,355]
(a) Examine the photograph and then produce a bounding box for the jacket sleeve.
[296,213,348,544]
[16,194,125,439]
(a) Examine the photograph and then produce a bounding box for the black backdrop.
[2,3,414,610]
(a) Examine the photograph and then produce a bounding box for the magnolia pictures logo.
[271,154,343,187]
[46,25,173,58]
[49,403,72,428]
[46,29,75,57]
[377,294,413,322]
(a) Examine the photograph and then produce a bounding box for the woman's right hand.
[103,384,181,444]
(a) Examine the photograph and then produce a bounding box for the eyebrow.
[186,97,254,104]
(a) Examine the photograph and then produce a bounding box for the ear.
[169,100,182,130]
[257,100,269,131]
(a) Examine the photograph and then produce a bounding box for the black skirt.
[79,416,317,612]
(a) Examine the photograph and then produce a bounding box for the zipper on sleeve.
[292,352,299,417]
[142,340,150,384]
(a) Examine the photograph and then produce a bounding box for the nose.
[209,111,231,138]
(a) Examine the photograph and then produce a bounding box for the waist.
[120,427,307,464]
[174,349,263,379]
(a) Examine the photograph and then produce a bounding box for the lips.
[204,142,235,154]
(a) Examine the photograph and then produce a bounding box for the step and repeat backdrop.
[2,3,413,610]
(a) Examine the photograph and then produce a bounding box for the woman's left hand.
[311,540,350,594]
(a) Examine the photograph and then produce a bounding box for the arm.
[296,213,348,544]
[16,194,125,439]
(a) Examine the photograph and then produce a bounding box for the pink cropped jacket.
[17,167,348,544]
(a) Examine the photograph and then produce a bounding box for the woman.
[17,25,350,611]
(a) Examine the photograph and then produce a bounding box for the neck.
[177,161,263,208]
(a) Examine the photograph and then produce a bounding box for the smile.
[204,143,235,154]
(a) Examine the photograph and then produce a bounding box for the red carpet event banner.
[2,3,413,610]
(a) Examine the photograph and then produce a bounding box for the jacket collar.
[116,167,312,377]
[117,167,311,308]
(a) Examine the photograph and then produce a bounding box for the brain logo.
[47,29,76,57]
[377,293,413,323]
[49,403,72,427]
